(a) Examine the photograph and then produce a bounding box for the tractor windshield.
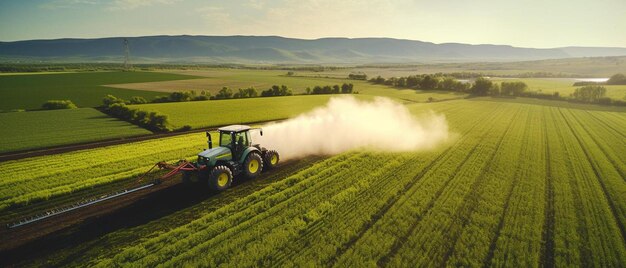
[219,132,233,147]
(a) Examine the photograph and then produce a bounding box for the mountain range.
[1,35,626,64]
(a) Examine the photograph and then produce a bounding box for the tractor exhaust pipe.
[206,131,212,149]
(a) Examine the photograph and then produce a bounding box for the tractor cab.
[217,125,256,159]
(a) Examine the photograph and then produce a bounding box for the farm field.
[0,71,201,111]
[130,95,368,129]
[0,108,151,153]
[490,78,626,100]
[2,98,625,267]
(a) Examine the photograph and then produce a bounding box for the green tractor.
[178,125,280,191]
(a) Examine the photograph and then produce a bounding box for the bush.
[233,87,258,98]
[607,73,626,85]
[501,81,528,96]
[470,77,493,96]
[42,100,77,110]
[213,87,234,99]
[102,95,171,132]
[571,85,606,102]
[128,96,147,104]
[102,95,125,107]
[348,73,367,80]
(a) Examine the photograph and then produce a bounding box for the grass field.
[3,98,625,266]
[0,71,201,111]
[0,108,151,153]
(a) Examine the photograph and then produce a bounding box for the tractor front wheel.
[244,152,263,178]
[264,150,280,170]
[208,165,233,191]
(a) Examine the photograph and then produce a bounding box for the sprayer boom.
[7,160,196,229]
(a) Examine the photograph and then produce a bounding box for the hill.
[1,35,626,64]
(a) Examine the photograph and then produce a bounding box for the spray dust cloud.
[255,96,450,160]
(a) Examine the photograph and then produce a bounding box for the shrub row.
[41,100,77,110]
[101,95,171,132]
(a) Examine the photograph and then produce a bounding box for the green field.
[0,108,151,153]
[0,71,201,111]
[130,95,366,129]
[3,98,625,266]
[0,133,211,211]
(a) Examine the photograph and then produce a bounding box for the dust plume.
[254,96,451,160]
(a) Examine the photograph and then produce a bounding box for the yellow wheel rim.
[248,159,259,173]
[217,173,229,187]
[271,154,278,165]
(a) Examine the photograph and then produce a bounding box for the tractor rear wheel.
[208,165,233,191]
[264,150,280,169]
[244,152,263,178]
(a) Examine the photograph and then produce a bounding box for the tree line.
[370,73,625,106]
[305,83,355,95]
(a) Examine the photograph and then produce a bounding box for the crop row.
[0,108,151,154]
[0,133,210,211]
[548,107,626,266]
[381,104,524,266]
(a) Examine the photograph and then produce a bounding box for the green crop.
[0,71,201,111]
[130,95,370,129]
[0,108,151,153]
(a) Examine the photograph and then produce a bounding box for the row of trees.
[468,78,531,96]
[370,74,470,92]
[369,73,626,105]
[348,73,367,80]
[305,83,355,95]
[571,85,608,103]
[101,95,171,132]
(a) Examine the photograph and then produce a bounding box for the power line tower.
[123,38,132,71]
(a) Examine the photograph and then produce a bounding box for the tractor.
[179,125,280,191]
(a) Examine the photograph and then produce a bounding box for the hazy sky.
[1,0,624,48]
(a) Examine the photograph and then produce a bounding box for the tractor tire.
[208,166,233,191]
[244,152,263,178]
[263,150,280,170]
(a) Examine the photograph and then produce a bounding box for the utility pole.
[123,38,131,71]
